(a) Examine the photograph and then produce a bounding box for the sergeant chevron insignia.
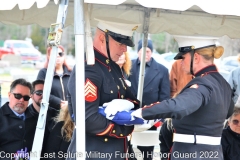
[85,79,97,102]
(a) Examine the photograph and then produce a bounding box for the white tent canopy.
[1,0,240,38]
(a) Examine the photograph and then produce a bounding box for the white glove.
[133,120,156,132]
[131,108,153,132]
[124,79,131,87]
[103,99,134,117]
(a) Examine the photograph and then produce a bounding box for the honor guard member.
[131,36,234,160]
[67,17,140,160]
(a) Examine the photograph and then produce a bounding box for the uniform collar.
[193,64,218,77]
[94,47,111,67]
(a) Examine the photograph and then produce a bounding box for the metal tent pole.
[74,0,86,159]
[137,8,151,108]
[31,0,69,159]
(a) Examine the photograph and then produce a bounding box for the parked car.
[0,46,15,59]
[3,40,42,65]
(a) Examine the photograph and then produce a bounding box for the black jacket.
[221,126,240,160]
[42,121,71,160]
[37,65,71,109]
[0,102,38,159]
[159,119,174,160]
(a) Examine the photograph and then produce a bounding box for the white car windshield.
[6,42,33,49]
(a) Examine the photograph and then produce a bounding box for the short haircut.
[10,78,33,93]
[32,79,44,92]
[229,107,240,120]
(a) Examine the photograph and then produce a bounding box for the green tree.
[30,25,46,54]
[151,32,178,54]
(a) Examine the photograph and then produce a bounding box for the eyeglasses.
[232,119,240,125]
[12,93,31,101]
[33,90,43,96]
[58,52,64,57]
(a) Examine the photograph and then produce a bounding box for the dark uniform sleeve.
[142,84,212,120]
[226,99,234,119]
[85,65,133,138]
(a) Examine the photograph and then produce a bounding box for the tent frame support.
[137,8,151,107]
[74,0,86,159]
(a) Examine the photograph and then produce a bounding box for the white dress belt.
[173,133,221,145]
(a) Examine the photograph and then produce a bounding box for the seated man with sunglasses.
[27,79,58,155]
[28,80,58,129]
[221,107,240,160]
[0,78,38,159]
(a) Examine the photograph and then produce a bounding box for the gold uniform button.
[121,95,124,99]
[117,85,120,90]
[120,134,123,137]
[110,90,113,93]
[104,138,108,142]
[112,130,116,133]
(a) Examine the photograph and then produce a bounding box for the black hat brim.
[111,36,135,47]
[174,52,186,60]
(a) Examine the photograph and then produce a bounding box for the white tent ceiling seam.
[1,1,240,38]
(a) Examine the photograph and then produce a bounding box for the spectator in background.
[116,52,132,86]
[37,45,72,110]
[43,107,74,160]
[170,59,192,97]
[221,107,240,160]
[0,78,37,159]
[128,39,170,160]
[28,79,58,156]
[227,54,240,105]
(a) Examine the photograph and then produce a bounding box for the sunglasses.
[33,90,43,96]
[232,119,240,125]
[58,52,64,57]
[12,93,31,101]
